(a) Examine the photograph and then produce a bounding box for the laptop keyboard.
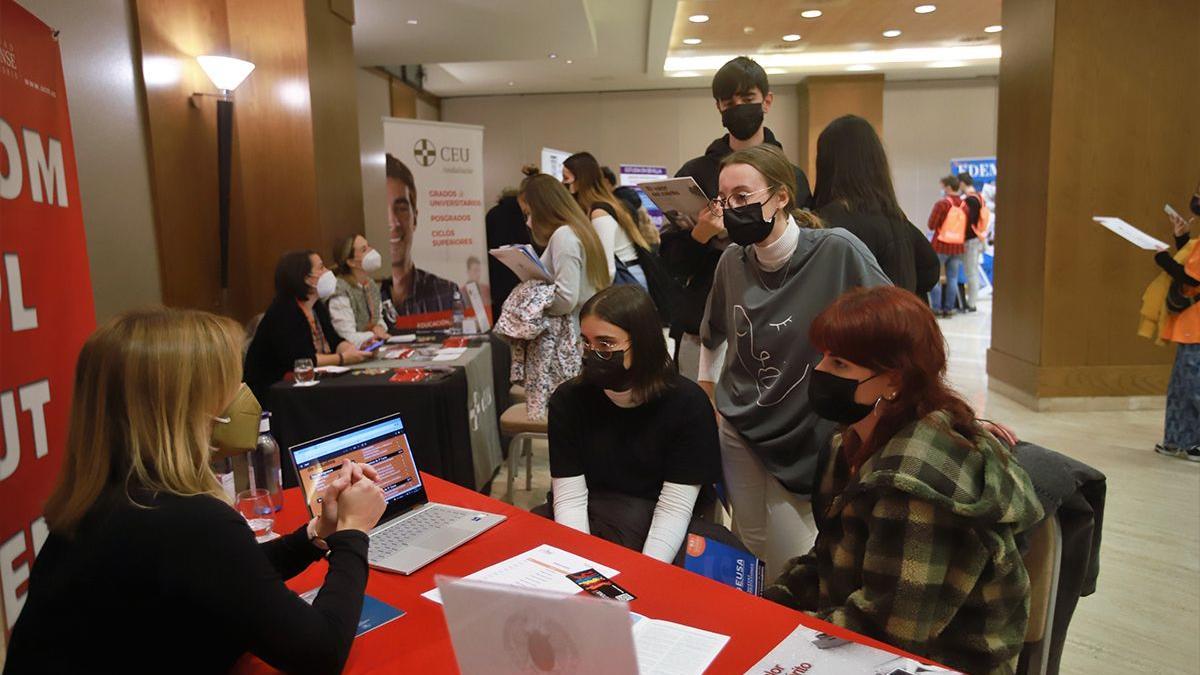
[370,507,465,559]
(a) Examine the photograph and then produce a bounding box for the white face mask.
[316,270,337,299]
[361,249,382,273]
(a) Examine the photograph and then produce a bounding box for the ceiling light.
[688,14,709,23]
[743,26,755,34]
[670,71,702,78]
[984,25,1003,33]
[664,44,1000,72]
[508,81,515,86]
[406,19,418,25]
[928,60,966,68]
[914,4,937,14]
[683,38,702,45]
[846,64,876,71]
[782,34,802,42]
[196,55,255,93]
[548,53,557,59]
[801,10,822,18]
[765,68,787,75]
[882,29,902,38]
[566,59,573,64]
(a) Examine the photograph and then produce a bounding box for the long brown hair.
[520,172,611,291]
[580,285,674,402]
[45,308,245,535]
[721,144,812,225]
[564,152,650,250]
[810,286,981,459]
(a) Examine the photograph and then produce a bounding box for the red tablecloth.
[234,477,934,674]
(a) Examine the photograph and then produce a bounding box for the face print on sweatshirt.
[732,304,811,407]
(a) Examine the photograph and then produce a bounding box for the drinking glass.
[294,358,315,384]
[237,488,275,542]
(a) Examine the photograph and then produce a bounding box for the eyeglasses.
[582,341,628,361]
[707,186,776,214]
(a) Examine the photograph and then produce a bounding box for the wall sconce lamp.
[192,55,254,311]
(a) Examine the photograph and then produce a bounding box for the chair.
[509,385,527,404]
[1016,515,1063,675]
[499,402,546,504]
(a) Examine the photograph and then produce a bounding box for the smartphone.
[1165,203,1184,220]
[361,339,385,353]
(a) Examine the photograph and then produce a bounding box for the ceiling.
[352,0,1001,98]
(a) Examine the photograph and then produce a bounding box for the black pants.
[532,488,748,567]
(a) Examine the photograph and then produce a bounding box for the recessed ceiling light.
[765,68,787,75]
[914,4,937,14]
[683,38,702,45]
[688,14,709,23]
[801,9,822,18]
[548,53,557,59]
[565,59,573,64]
[984,25,1003,33]
[846,64,876,71]
[507,81,515,86]
[743,26,755,34]
[882,29,902,38]
[782,34,802,42]
[928,60,966,68]
[406,19,418,25]
[670,70,703,78]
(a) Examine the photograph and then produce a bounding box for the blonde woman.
[519,170,611,320]
[563,152,651,287]
[697,144,890,578]
[6,308,386,674]
[330,233,389,346]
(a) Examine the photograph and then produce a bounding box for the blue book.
[300,589,405,637]
[682,534,765,596]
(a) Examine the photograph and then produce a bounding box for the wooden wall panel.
[225,0,321,319]
[304,0,364,259]
[795,75,884,181]
[989,0,1200,400]
[133,0,232,313]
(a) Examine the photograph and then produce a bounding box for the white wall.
[882,78,998,227]
[356,68,391,264]
[20,0,162,321]
[442,88,801,205]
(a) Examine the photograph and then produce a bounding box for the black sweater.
[658,128,812,337]
[244,296,344,406]
[4,491,368,675]
[816,202,940,296]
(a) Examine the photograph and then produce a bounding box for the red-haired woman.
[764,286,1043,675]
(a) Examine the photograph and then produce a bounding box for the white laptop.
[289,413,505,574]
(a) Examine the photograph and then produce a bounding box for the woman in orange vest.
[1154,181,1200,462]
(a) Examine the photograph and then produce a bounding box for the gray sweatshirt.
[701,226,891,494]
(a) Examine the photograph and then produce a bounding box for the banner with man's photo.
[381,119,490,331]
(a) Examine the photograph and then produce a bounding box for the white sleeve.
[697,341,727,383]
[544,233,583,316]
[642,482,701,563]
[591,213,618,279]
[327,295,373,346]
[551,475,590,534]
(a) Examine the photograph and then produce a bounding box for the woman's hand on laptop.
[314,461,384,539]
[336,475,387,534]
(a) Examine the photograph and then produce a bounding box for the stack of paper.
[423,544,619,604]
[490,244,552,282]
[744,625,958,674]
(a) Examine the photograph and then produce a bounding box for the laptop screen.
[291,414,425,518]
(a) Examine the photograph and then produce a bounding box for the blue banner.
[950,156,996,186]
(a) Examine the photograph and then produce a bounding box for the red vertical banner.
[0,0,96,638]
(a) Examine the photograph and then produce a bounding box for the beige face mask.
[211,384,262,452]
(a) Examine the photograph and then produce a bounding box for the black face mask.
[808,369,882,425]
[582,349,632,392]
[1190,194,1200,217]
[723,199,776,246]
[721,103,765,141]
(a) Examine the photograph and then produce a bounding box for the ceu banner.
[382,119,489,331]
[0,0,96,637]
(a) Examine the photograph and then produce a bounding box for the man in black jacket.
[658,57,812,379]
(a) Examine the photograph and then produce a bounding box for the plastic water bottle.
[451,289,465,335]
[249,412,283,512]
[211,456,236,502]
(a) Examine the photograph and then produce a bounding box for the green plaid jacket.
[764,412,1044,674]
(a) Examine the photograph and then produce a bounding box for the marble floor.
[489,299,1200,675]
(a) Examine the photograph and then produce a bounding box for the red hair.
[810,286,980,457]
